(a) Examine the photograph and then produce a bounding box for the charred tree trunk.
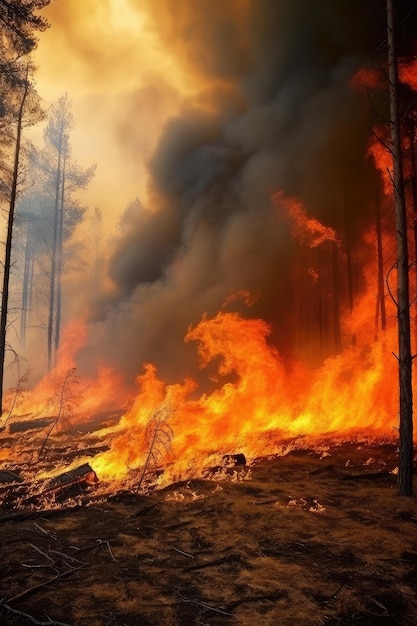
[387,0,414,496]
[409,127,417,344]
[0,77,29,415]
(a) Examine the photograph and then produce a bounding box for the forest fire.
[0,1,416,508]
[0,191,403,500]
[3,4,417,625]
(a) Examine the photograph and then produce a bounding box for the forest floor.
[1,440,417,626]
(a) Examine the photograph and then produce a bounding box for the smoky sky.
[80,0,391,384]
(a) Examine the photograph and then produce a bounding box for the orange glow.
[4,318,132,427]
[350,67,382,92]
[368,132,393,195]
[272,191,340,248]
[400,58,417,90]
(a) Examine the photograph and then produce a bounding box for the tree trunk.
[54,153,66,352]
[0,76,29,415]
[409,127,417,345]
[47,132,63,370]
[387,0,414,496]
[20,225,32,346]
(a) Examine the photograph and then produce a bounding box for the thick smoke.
[80,0,387,384]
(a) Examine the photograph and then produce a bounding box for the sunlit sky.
[32,0,196,231]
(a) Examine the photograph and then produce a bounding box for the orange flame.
[273,191,340,248]
[5,317,132,427]
[93,280,399,485]
[3,192,404,489]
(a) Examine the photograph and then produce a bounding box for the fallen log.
[0,470,23,484]
[9,418,56,433]
[42,463,98,495]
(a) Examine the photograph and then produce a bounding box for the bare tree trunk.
[0,76,29,415]
[47,133,63,370]
[20,225,33,346]
[54,153,65,352]
[387,0,414,496]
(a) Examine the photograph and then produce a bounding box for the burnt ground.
[1,442,417,626]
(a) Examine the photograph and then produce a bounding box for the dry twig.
[0,602,70,626]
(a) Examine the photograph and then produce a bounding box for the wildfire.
[3,317,132,428]
[1,188,405,493]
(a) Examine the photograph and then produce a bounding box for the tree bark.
[20,225,33,346]
[54,152,66,352]
[387,0,414,496]
[0,76,29,415]
[47,130,63,370]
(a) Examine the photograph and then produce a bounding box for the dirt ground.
[1,441,417,626]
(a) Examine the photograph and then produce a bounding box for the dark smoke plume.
[80,0,405,384]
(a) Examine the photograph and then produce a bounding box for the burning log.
[0,464,99,512]
[42,463,98,495]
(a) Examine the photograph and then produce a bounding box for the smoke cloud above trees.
[27,1,415,387]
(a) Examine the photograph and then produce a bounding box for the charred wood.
[0,469,23,484]
[42,463,98,493]
[9,417,55,433]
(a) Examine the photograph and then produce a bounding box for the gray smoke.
[80,0,383,384]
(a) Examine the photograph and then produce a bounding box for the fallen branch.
[33,522,58,540]
[6,566,82,605]
[171,546,194,559]
[97,539,118,562]
[184,553,242,572]
[177,594,232,617]
[0,602,70,626]
[49,549,87,566]
[226,591,287,611]
[29,543,55,563]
